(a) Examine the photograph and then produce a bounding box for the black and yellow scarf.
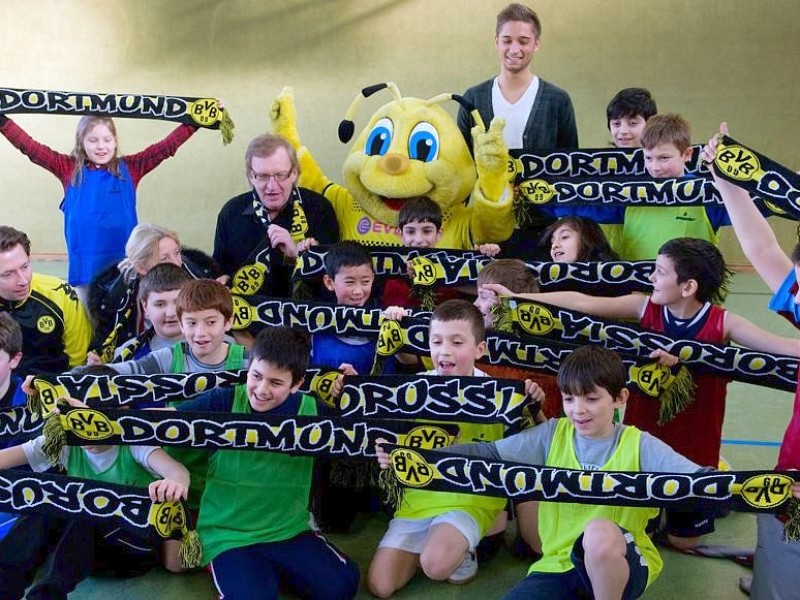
[381,444,800,538]
[0,87,234,143]
[0,467,201,567]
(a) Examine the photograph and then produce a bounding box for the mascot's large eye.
[365,118,393,156]
[408,122,439,162]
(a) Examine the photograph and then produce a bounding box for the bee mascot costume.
[270,83,516,248]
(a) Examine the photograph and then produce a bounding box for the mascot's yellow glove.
[472,117,511,203]
[270,87,302,150]
[269,87,331,194]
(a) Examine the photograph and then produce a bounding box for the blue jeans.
[504,528,649,600]
[209,531,360,600]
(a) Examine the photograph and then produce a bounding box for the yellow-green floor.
[30,262,791,599]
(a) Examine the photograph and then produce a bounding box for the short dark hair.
[606,88,657,124]
[0,226,31,256]
[496,3,541,38]
[640,113,691,153]
[398,197,443,230]
[658,237,731,304]
[175,279,233,320]
[540,217,620,262]
[477,259,539,293]
[431,299,486,343]
[251,326,310,384]
[323,241,373,279]
[557,346,626,399]
[0,312,22,357]
[138,263,192,304]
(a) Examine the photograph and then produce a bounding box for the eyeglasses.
[250,170,294,183]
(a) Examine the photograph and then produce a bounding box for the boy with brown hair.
[368,299,543,596]
[483,236,800,552]
[377,346,732,600]
[619,113,729,260]
[109,278,243,376]
[107,278,246,508]
[112,263,191,360]
[169,326,360,599]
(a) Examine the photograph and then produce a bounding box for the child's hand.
[216,274,230,285]
[63,397,89,409]
[648,348,679,368]
[475,243,501,257]
[375,438,391,469]
[332,363,358,399]
[296,238,318,254]
[479,283,513,298]
[701,121,730,164]
[382,306,408,321]
[792,481,800,500]
[149,478,189,503]
[86,350,104,366]
[523,379,545,404]
[21,375,36,396]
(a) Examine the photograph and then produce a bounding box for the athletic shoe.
[447,550,478,585]
[738,575,752,596]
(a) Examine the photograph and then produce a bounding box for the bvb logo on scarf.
[290,201,309,242]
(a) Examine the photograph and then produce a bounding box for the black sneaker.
[476,532,505,564]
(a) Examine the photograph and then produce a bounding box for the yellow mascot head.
[338,83,483,227]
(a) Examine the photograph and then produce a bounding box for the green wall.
[2,0,799,263]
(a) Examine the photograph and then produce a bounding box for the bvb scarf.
[509,145,707,180]
[229,295,385,334]
[0,87,234,144]
[408,251,655,296]
[28,367,376,419]
[109,327,156,363]
[42,405,460,463]
[711,135,800,219]
[337,375,534,430]
[0,405,44,445]
[30,370,247,416]
[92,284,139,363]
[372,315,693,423]
[381,444,800,539]
[228,189,309,297]
[493,298,798,393]
[293,245,417,281]
[0,467,201,567]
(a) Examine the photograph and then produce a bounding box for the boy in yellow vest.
[379,345,707,600]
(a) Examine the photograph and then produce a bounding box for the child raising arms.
[705,122,800,600]
[0,114,199,298]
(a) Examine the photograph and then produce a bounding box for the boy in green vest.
[378,346,706,600]
[619,113,730,261]
[107,278,246,509]
[170,326,360,599]
[0,372,190,599]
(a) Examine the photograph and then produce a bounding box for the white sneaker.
[447,550,477,585]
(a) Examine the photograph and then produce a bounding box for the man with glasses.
[214,134,339,297]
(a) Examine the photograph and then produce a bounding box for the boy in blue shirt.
[0,313,26,540]
[171,326,360,600]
